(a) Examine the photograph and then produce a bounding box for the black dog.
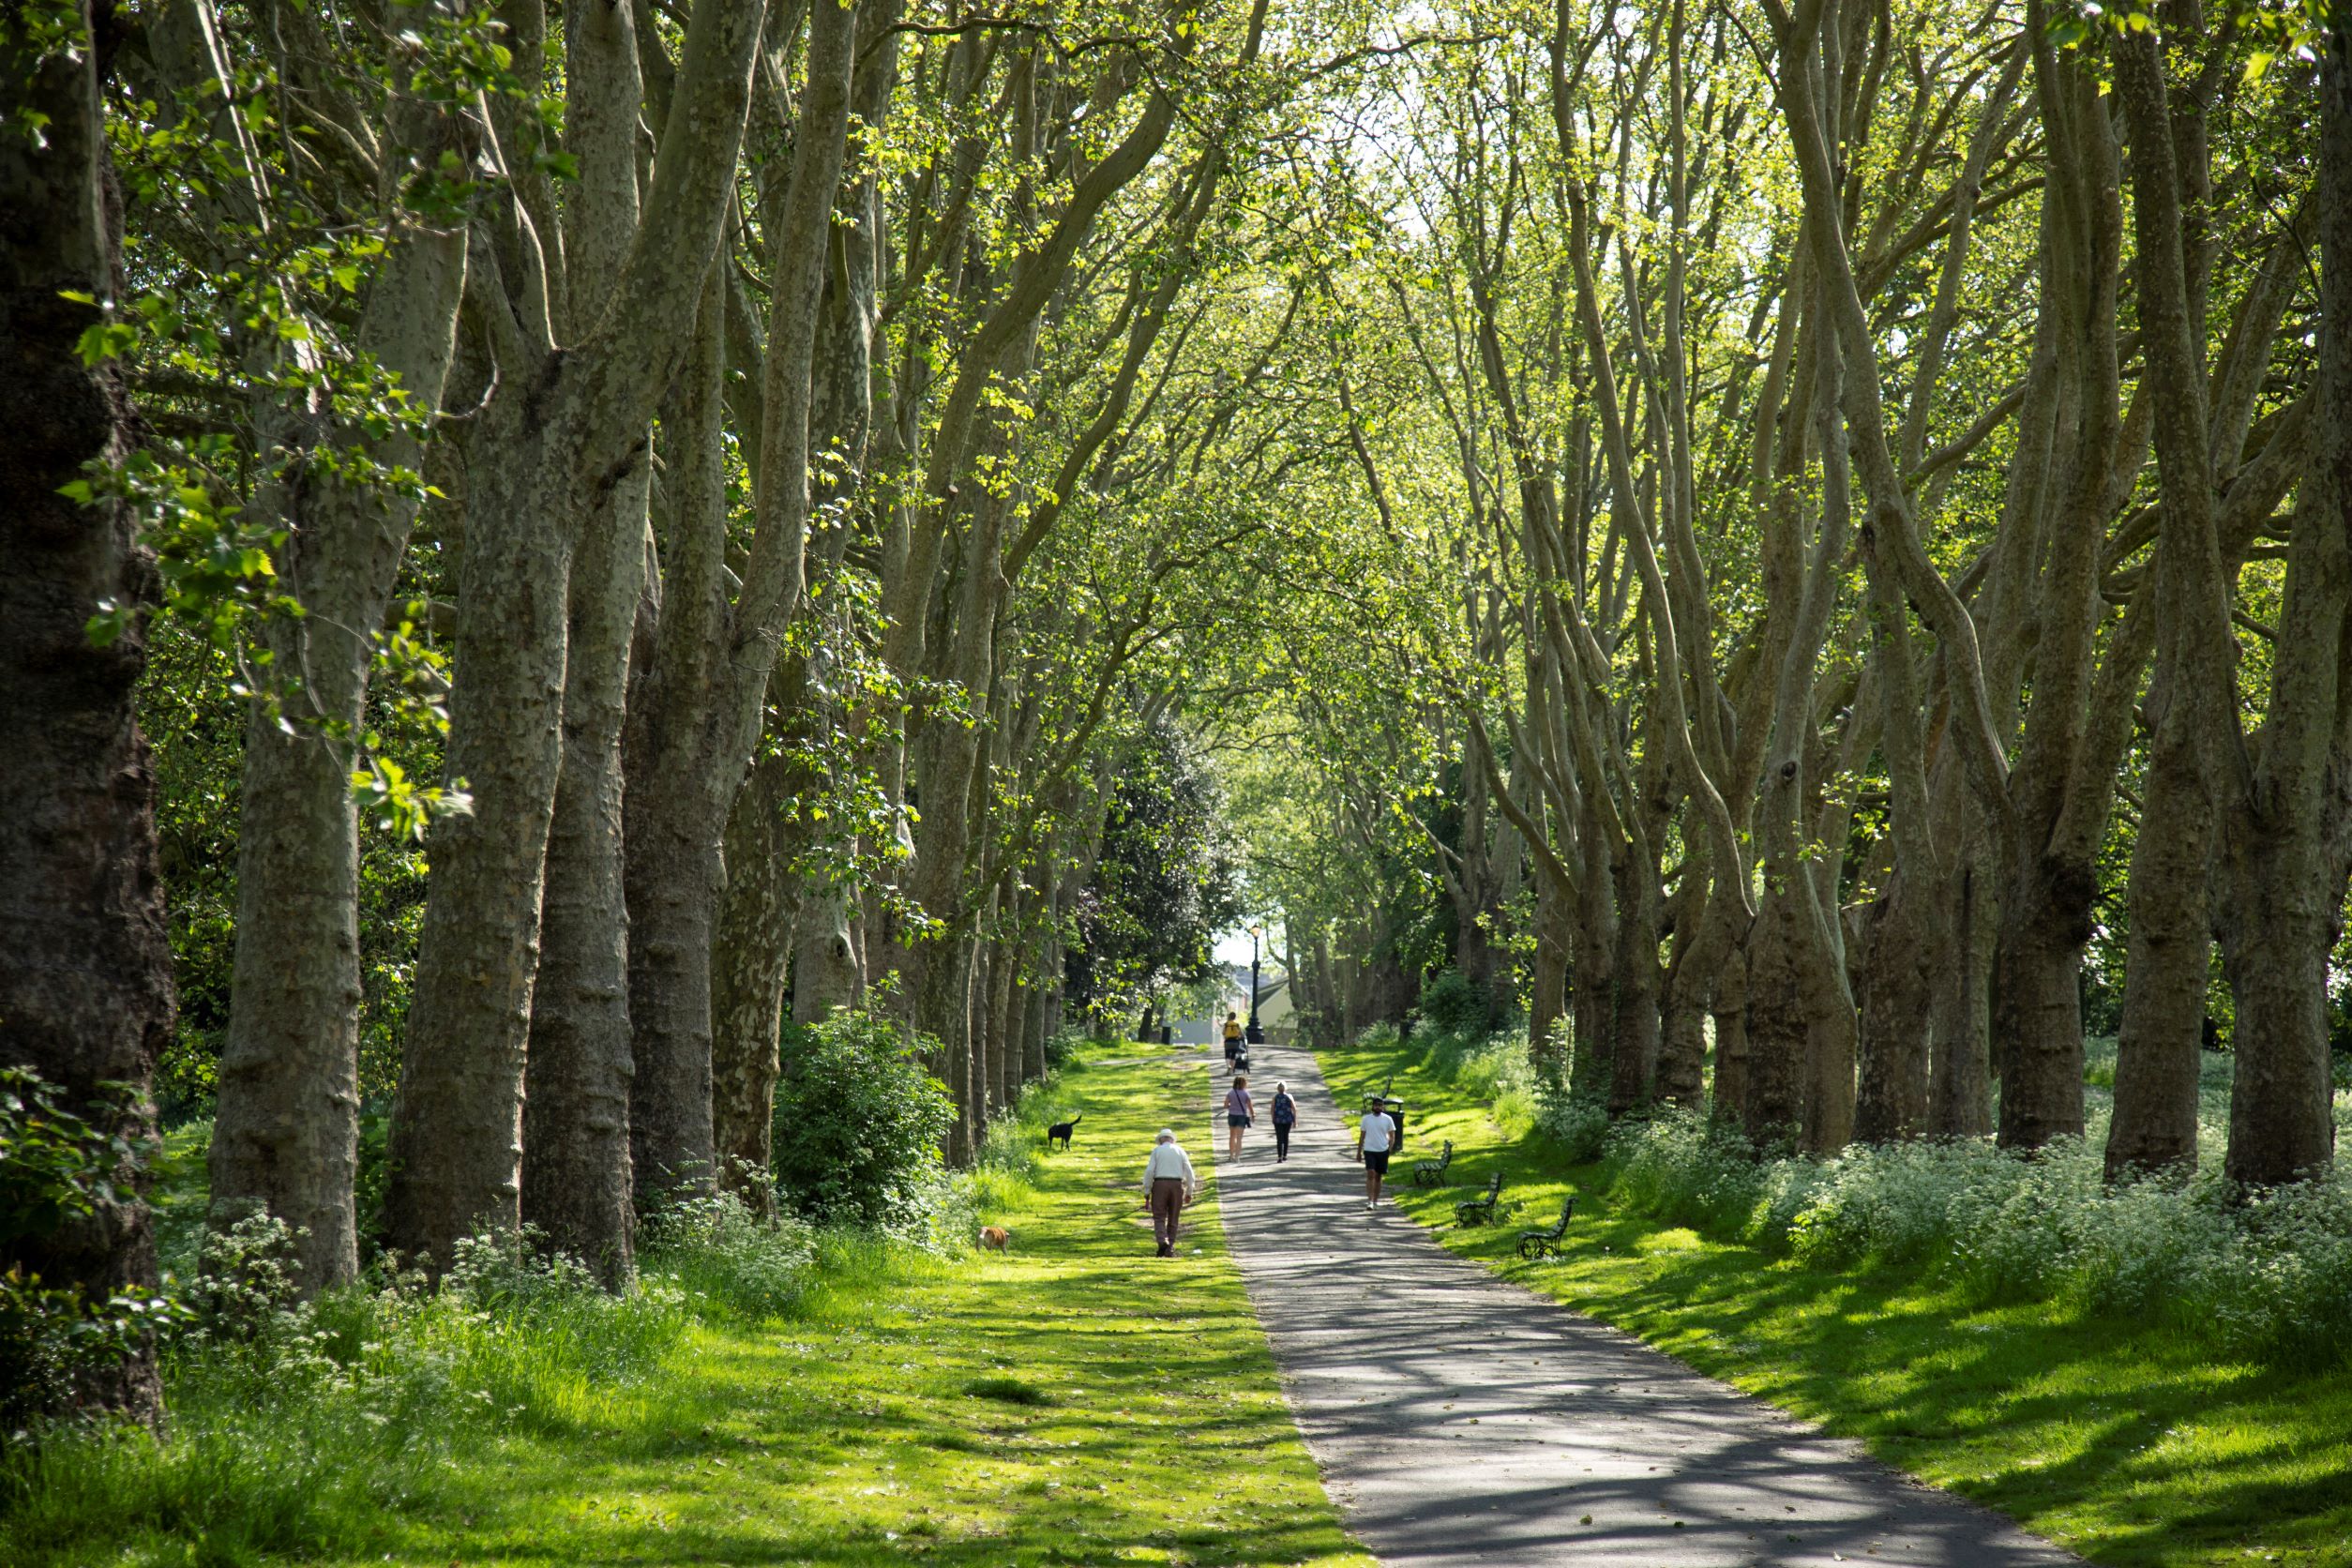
[1046,1114,1082,1151]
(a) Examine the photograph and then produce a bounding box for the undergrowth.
[1367,1003,2352,1370]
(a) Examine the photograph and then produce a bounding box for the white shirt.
[1142,1141,1198,1196]
[1359,1111,1396,1153]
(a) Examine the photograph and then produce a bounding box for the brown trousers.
[1150,1177,1187,1250]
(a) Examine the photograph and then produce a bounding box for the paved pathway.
[1208,1039,2080,1568]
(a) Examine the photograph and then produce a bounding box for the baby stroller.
[1231,1041,1251,1073]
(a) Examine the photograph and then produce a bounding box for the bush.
[1416,968,1494,1040]
[770,1006,957,1229]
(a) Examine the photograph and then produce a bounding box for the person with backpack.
[1270,1081,1298,1163]
[1222,1010,1244,1065]
[1224,1074,1254,1158]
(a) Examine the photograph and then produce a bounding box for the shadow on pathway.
[1208,1040,2083,1567]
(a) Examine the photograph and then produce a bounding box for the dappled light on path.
[1212,1040,2082,1567]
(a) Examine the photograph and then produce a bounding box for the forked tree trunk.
[2212,18,2352,1187]
[385,0,765,1274]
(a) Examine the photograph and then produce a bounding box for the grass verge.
[1324,1033,2352,1568]
[2,1040,1367,1568]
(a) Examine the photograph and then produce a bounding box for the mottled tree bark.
[517,0,652,1278]
[0,0,172,1421]
[211,215,465,1291]
[386,0,765,1273]
[710,749,801,1219]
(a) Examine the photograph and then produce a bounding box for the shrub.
[770,1006,957,1229]
[1417,968,1495,1040]
[1533,1086,1611,1162]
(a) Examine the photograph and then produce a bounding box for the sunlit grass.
[2,1042,1367,1568]
[1328,1033,2352,1568]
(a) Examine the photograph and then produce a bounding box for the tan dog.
[978,1225,1012,1252]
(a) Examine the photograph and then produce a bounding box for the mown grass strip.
[1324,1033,2352,1568]
[5,1039,1366,1568]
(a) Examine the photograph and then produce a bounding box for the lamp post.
[1247,924,1263,1039]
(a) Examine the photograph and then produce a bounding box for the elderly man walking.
[1141,1127,1199,1257]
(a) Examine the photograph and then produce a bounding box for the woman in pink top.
[1224,1075,1254,1158]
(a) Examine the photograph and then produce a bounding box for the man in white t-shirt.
[1356,1105,1398,1210]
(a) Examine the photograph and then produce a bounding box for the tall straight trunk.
[1743,891,1815,1147]
[711,749,801,1218]
[521,461,651,1270]
[1606,842,1663,1113]
[1927,852,1997,1137]
[2106,673,2211,1178]
[1020,981,1048,1084]
[521,0,654,1266]
[1527,881,1572,1078]
[1854,873,1933,1141]
[1709,939,1752,1125]
[0,4,173,1420]
[211,217,465,1291]
[2211,20,2352,1185]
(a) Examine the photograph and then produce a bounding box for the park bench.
[1454,1171,1504,1226]
[1362,1073,1395,1111]
[1515,1195,1577,1259]
[1410,1139,1455,1186]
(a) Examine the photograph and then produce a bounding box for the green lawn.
[1323,1035,2352,1568]
[6,1042,1368,1568]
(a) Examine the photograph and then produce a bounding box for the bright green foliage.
[770,1007,957,1229]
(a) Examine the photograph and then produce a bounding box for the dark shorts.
[1364,1150,1391,1174]
[1228,1115,1249,1128]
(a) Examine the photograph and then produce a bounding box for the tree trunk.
[2106,705,2211,1178]
[1854,873,1933,1142]
[1927,853,1996,1137]
[210,218,466,1293]
[710,749,801,1218]
[1606,847,1663,1114]
[1709,937,1751,1126]
[2213,14,2352,1186]
[1528,882,1572,1080]
[1742,889,1812,1148]
[0,5,172,1422]
[384,0,764,1276]
[521,465,649,1274]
